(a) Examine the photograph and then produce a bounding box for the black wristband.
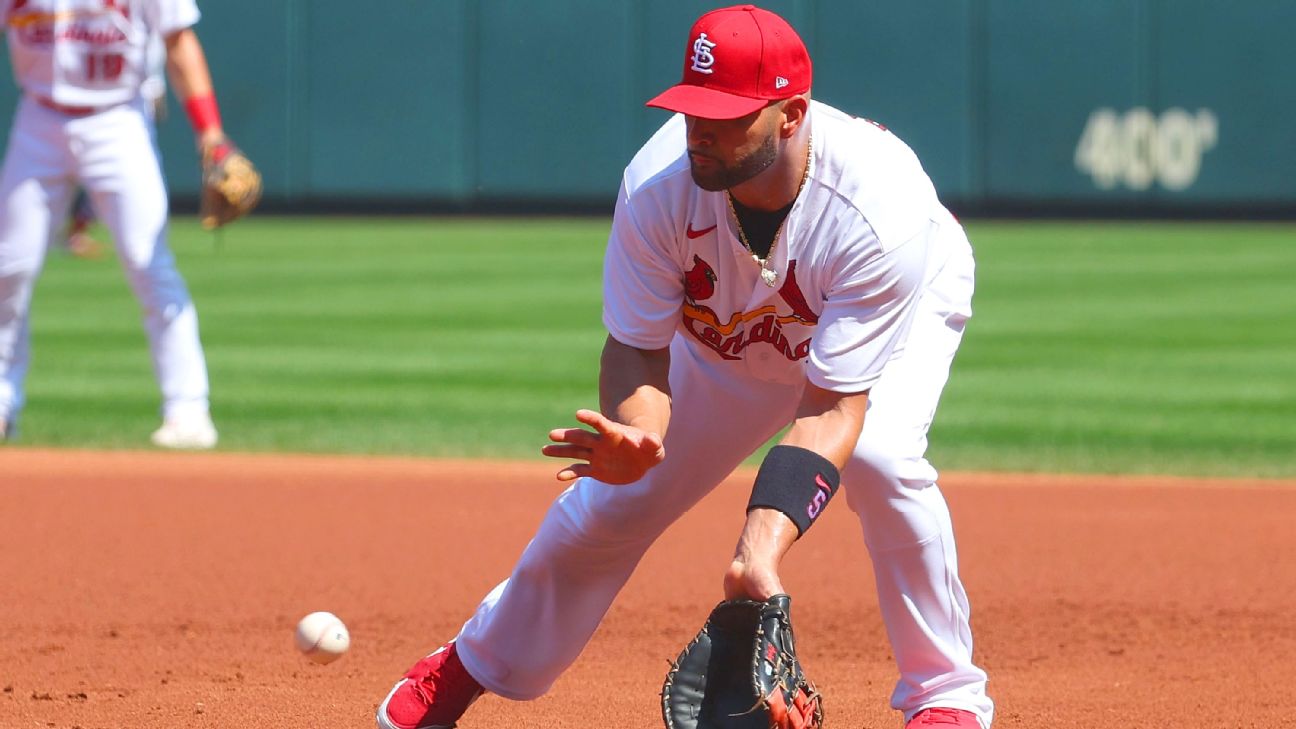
[747,445,841,538]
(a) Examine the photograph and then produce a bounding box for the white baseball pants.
[455,219,993,727]
[0,97,210,424]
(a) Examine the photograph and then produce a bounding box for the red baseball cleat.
[376,641,485,729]
[906,707,983,728]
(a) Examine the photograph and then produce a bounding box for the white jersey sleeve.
[806,227,928,392]
[602,115,692,350]
[4,0,198,107]
[143,0,199,38]
[602,181,687,350]
[798,102,950,393]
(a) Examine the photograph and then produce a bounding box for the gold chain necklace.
[725,134,812,287]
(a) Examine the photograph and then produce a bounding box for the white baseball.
[294,611,350,665]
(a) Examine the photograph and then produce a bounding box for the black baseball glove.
[662,594,823,729]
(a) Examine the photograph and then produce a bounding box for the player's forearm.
[164,29,214,105]
[778,384,868,469]
[724,508,798,599]
[165,29,224,147]
[598,335,672,439]
[726,386,866,599]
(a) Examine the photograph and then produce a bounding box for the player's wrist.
[747,445,841,538]
[184,93,223,139]
[724,556,785,601]
[197,129,227,154]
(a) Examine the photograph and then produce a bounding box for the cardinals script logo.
[8,0,132,46]
[682,259,819,361]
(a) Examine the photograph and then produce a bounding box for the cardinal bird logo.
[776,260,818,324]
[103,0,130,18]
[684,254,717,301]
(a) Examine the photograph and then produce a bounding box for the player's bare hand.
[542,409,665,484]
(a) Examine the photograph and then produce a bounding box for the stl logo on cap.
[690,33,718,74]
[646,5,812,120]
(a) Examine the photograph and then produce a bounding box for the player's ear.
[779,95,809,138]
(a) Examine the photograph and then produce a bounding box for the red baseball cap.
[646,5,812,120]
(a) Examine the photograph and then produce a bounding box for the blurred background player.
[0,1,230,447]
[59,31,165,261]
[62,188,104,258]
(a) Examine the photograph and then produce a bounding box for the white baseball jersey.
[3,0,198,107]
[604,100,959,392]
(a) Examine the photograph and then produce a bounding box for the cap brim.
[645,84,769,120]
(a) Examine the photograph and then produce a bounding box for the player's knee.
[551,480,666,550]
[0,248,43,282]
[845,438,908,494]
[843,441,947,551]
[517,493,656,585]
[123,267,192,314]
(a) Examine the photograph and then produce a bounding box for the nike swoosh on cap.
[686,224,717,239]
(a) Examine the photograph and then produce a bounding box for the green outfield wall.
[2,1,1292,212]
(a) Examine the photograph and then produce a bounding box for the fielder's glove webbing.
[662,594,823,729]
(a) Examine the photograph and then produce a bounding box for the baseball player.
[377,6,992,729]
[0,0,226,447]
[61,188,104,258]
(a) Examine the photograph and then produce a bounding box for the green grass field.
[15,216,1296,478]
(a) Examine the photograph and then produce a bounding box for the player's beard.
[690,133,778,192]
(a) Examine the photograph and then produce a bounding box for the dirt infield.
[2,449,1293,728]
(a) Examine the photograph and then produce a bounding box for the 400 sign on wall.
[1074,107,1218,192]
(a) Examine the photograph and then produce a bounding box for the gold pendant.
[760,267,778,287]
